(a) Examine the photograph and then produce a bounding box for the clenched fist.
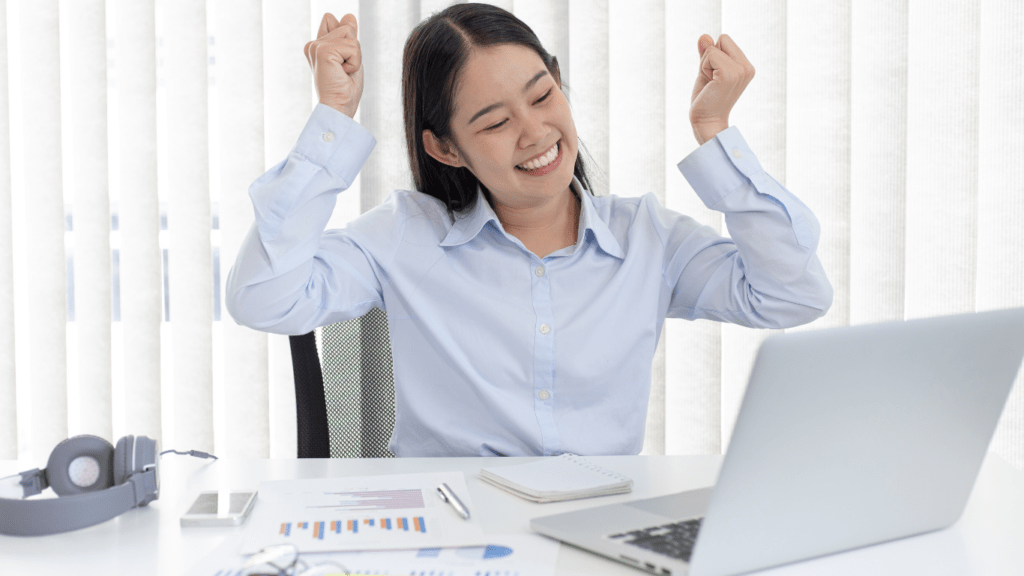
[304,13,364,118]
[690,33,755,145]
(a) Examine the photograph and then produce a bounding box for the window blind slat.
[0,0,17,459]
[850,0,908,326]
[162,0,213,452]
[116,0,163,442]
[904,1,979,319]
[262,0,311,459]
[65,0,112,441]
[217,0,269,459]
[20,0,69,460]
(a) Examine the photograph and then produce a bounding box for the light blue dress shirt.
[225,104,833,457]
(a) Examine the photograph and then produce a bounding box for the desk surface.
[2,453,1024,575]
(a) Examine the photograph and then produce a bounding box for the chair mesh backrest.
[292,308,397,458]
[319,307,397,458]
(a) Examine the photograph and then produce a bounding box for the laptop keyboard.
[608,517,704,563]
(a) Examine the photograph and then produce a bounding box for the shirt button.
[538,389,550,400]
[539,324,551,335]
[323,132,335,143]
[535,266,545,277]
[732,148,742,159]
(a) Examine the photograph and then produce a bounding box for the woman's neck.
[494,186,580,259]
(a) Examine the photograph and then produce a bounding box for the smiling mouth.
[515,141,560,171]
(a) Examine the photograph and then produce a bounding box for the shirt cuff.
[676,125,814,248]
[675,125,754,208]
[295,103,376,186]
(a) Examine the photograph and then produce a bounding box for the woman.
[226,4,832,457]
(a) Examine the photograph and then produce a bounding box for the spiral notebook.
[479,454,633,503]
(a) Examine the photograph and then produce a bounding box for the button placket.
[530,257,561,455]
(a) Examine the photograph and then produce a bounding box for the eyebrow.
[467,70,549,126]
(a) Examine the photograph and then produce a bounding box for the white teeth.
[518,142,558,171]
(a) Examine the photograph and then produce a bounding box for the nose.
[518,109,549,150]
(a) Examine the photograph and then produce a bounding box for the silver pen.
[436,482,471,520]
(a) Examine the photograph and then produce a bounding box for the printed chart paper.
[239,471,487,553]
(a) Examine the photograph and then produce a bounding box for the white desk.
[2,453,1024,575]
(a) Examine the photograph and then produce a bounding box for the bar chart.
[280,516,428,539]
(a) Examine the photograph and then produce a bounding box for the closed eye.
[485,89,554,131]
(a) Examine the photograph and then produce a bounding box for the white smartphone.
[180,489,258,527]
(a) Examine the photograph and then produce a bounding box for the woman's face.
[427,43,578,210]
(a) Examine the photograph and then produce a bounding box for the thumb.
[697,34,714,57]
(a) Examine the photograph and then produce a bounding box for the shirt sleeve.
[224,103,393,335]
[663,125,833,328]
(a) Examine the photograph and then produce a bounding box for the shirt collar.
[439,176,625,260]
[438,184,502,248]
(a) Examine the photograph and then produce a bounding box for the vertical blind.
[1,0,1022,469]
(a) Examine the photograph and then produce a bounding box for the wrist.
[322,99,358,119]
[693,123,728,146]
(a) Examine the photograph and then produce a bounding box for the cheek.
[553,97,577,138]
[465,139,514,174]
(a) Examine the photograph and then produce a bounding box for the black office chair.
[289,307,397,458]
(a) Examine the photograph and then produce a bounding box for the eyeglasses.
[240,543,350,576]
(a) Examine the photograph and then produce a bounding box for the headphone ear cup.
[45,435,116,496]
[113,435,135,486]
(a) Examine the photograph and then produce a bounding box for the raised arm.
[663,127,832,328]
[225,13,385,335]
[661,33,831,327]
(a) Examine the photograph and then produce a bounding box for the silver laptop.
[531,307,1024,576]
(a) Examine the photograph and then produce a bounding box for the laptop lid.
[689,307,1024,576]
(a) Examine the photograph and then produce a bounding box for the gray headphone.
[0,434,177,536]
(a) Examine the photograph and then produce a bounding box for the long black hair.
[402,3,594,213]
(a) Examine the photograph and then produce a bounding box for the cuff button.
[323,132,335,143]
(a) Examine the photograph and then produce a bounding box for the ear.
[422,130,462,168]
